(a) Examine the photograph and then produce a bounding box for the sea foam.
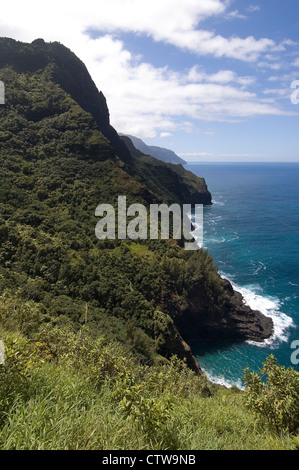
[201,368,244,390]
[221,272,294,347]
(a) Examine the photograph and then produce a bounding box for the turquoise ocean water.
[187,162,299,388]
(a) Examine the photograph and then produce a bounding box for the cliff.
[120,134,187,165]
[0,37,131,162]
[0,37,273,374]
[175,278,273,344]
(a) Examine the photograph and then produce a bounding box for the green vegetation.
[0,58,221,367]
[243,355,299,435]
[0,317,298,450]
[0,38,298,450]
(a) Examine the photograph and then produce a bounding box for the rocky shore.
[172,277,274,373]
[177,277,274,344]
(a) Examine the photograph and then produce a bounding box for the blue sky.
[1,0,299,161]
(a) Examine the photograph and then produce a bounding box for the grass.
[0,364,146,450]
[125,241,155,264]
[0,341,297,450]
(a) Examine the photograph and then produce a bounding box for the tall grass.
[0,326,297,450]
[0,364,145,450]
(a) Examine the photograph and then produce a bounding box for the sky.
[1,0,299,162]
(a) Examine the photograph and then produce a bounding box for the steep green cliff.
[0,38,272,372]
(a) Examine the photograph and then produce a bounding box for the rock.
[172,328,203,374]
[220,278,274,342]
[158,319,203,374]
[175,278,274,344]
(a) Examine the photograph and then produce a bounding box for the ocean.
[186,162,299,389]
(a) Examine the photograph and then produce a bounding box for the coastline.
[173,275,275,376]
[222,274,294,347]
[184,162,298,387]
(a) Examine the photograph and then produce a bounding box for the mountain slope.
[0,37,211,206]
[120,134,186,165]
[0,38,273,374]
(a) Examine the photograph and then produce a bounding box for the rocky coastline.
[172,277,274,374]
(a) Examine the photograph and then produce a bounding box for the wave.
[195,272,295,390]
[205,215,223,224]
[221,272,294,347]
[212,200,225,206]
[212,194,226,206]
[250,260,267,276]
[200,368,244,390]
[206,237,226,244]
[203,232,239,247]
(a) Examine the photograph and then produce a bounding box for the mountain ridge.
[0,37,273,374]
[120,134,186,165]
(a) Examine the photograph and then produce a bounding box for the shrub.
[243,355,299,434]
[0,290,44,335]
[118,383,174,436]
[0,332,46,424]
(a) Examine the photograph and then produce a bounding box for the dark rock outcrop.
[159,321,203,374]
[219,279,274,341]
[175,278,274,345]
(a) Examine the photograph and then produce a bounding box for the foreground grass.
[0,365,145,450]
[0,343,297,450]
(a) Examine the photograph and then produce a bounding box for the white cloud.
[187,67,256,86]
[263,88,290,98]
[0,0,296,137]
[0,0,290,63]
[246,5,261,13]
[225,10,247,20]
[258,61,282,71]
[84,36,291,136]
[144,27,281,62]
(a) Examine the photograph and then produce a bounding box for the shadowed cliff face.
[0,37,132,163]
[0,37,211,205]
[174,278,274,344]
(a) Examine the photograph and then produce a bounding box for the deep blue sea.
[186,162,299,388]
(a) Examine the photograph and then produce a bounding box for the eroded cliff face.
[155,273,274,376]
[175,278,274,345]
[219,279,274,341]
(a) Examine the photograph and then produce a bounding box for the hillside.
[0,37,298,451]
[120,134,186,165]
[0,36,274,365]
[0,37,217,370]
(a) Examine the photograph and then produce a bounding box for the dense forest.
[0,38,298,450]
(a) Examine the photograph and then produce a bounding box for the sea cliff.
[0,37,273,374]
[176,278,273,345]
